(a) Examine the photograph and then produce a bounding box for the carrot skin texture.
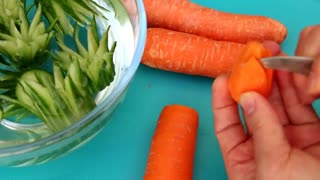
[144,104,199,180]
[142,28,246,78]
[143,0,287,43]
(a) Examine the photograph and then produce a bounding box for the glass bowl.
[0,0,147,167]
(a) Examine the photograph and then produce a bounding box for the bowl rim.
[0,0,147,156]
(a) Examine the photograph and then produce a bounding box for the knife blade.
[260,56,314,76]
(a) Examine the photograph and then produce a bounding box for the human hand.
[212,40,320,180]
[290,25,320,103]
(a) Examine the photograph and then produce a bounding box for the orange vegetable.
[227,41,274,102]
[144,104,199,180]
[142,28,246,78]
[143,0,287,44]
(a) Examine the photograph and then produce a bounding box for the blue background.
[1,0,320,179]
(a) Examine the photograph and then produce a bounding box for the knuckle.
[300,26,314,37]
[296,25,320,57]
[300,25,320,39]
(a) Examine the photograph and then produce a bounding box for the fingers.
[295,25,320,57]
[294,25,320,103]
[239,92,291,167]
[297,26,315,42]
[307,56,320,98]
[285,123,320,149]
[212,75,247,157]
[262,41,290,124]
[267,80,289,125]
[292,73,316,104]
[276,70,319,124]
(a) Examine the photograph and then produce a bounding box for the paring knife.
[260,56,314,76]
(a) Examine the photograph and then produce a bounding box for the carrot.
[142,28,246,78]
[227,41,274,103]
[143,0,287,44]
[144,104,199,180]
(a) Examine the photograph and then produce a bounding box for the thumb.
[239,92,291,165]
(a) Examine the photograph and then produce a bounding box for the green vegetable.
[35,0,108,35]
[12,63,95,132]
[0,0,117,133]
[0,3,54,70]
[53,17,116,94]
[0,0,25,33]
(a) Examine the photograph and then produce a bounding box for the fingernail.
[239,93,256,115]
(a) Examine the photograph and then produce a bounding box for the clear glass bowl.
[0,0,147,167]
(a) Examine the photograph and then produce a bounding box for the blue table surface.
[1,0,320,179]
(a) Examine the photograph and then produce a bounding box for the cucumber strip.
[53,64,65,90]
[17,72,75,131]
[45,17,59,34]
[46,1,73,35]
[88,57,105,91]
[68,59,87,97]
[28,4,42,37]
[9,20,22,39]
[88,16,99,54]
[39,75,75,126]
[0,32,16,41]
[88,0,109,13]
[17,5,29,39]
[73,24,89,58]
[110,41,117,53]
[87,26,99,56]
[56,39,82,59]
[50,51,72,70]
[30,22,46,38]
[63,75,80,112]
[19,81,54,111]
[60,2,91,25]
[96,26,110,55]
[0,105,3,120]
[0,95,42,118]
[16,39,33,61]
[10,111,30,122]
[32,33,51,49]
[3,104,30,120]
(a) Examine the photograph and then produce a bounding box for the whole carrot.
[143,0,287,44]
[142,28,246,78]
[144,104,199,180]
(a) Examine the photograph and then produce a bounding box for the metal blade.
[261,56,314,75]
